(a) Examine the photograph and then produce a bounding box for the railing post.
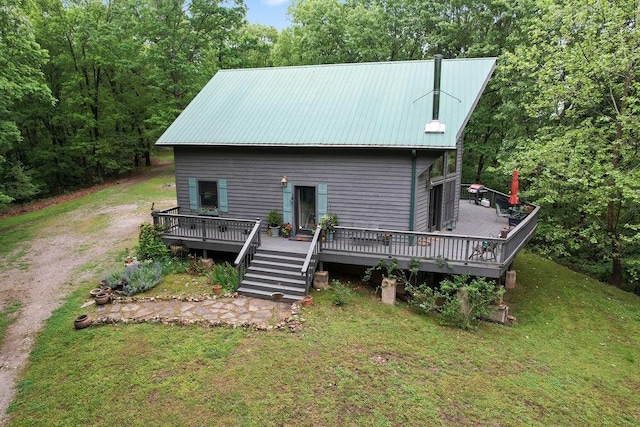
[465,238,470,261]
[201,219,206,241]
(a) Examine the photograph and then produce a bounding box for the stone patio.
[89,295,295,330]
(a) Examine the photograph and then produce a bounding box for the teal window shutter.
[317,183,328,219]
[188,178,198,211]
[282,183,292,224]
[218,179,228,212]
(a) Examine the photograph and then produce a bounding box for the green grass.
[0,161,176,268]
[2,152,639,425]
[147,273,211,296]
[7,252,640,426]
[0,301,21,346]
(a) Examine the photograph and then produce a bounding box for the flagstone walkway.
[89,296,296,330]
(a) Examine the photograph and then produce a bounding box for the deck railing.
[152,207,256,243]
[322,227,506,265]
[234,219,262,284]
[322,203,538,269]
[301,226,323,293]
[152,195,538,276]
[500,204,539,265]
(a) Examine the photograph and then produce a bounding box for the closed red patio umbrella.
[509,170,519,206]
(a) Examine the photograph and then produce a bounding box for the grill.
[467,184,487,205]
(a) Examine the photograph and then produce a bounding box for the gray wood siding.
[174,147,441,231]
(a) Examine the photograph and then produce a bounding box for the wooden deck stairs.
[237,249,309,302]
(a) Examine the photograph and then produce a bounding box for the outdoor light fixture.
[281,176,288,187]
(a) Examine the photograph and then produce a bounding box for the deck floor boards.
[449,201,509,237]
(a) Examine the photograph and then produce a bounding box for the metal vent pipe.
[432,54,443,121]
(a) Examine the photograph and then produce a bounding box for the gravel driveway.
[0,170,175,426]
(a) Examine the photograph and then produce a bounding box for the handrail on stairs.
[234,219,262,285]
[301,226,323,294]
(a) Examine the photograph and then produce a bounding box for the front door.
[295,186,316,234]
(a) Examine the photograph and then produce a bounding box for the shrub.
[266,209,282,227]
[185,255,212,276]
[331,279,353,306]
[408,275,504,330]
[136,222,169,262]
[102,262,163,296]
[159,257,189,275]
[123,262,163,296]
[363,257,419,290]
[210,262,238,292]
[319,213,339,233]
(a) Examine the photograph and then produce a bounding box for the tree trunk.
[607,57,633,288]
[475,154,485,184]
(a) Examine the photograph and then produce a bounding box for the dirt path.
[0,167,174,426]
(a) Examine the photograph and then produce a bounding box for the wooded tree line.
[1,0,638,291]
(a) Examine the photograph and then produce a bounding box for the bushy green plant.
[136,222,169,261]
[210,262,238,292]
[331,279,353,306]
[102,262,163,296]
[266,209,282,227]
[319,212,339,233]
[103,269,128,289]
[123,262,163,295]
[185,255,212,276]
[159,257,189,275]
[408,275,504,330]
[363,257,419,289]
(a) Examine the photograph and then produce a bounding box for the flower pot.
[212,284,223,294]
[302,295,314,307]
[74,314,92,330]
[326,232,334,243]
[269,226,280,237]
[89,288,102,297]
[95,293,110,305]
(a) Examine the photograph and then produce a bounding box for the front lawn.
[7,252,640,426]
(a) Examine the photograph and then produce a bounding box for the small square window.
[431,155,444,178]
[446,151,457,175]
[199,181,218,209]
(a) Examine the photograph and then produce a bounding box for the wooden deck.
[319,201,534,277]
[153,193,538,279]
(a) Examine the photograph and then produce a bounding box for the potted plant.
[281,222,292,238]
[319,213,338,242]
[266,209,282,237]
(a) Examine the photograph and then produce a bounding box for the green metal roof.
[156,58,496,149]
